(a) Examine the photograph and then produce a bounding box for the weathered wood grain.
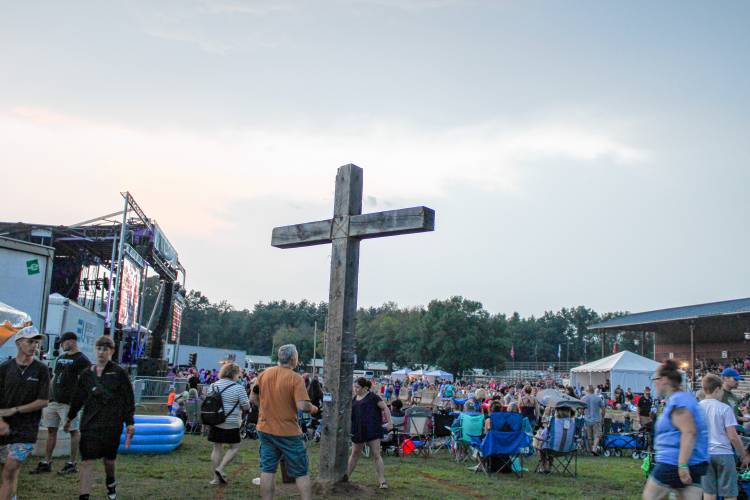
[349,206,435,239]
[271,219,332,249]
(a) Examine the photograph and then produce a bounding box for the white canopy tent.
[390,368,410,381]
[570,351,661,394]
[426,370,454,382]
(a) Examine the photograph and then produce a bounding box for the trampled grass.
[17,434,646,499]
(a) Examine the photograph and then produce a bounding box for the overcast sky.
[2,1,749,317]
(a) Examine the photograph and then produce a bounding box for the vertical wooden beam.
[318,164,363,485]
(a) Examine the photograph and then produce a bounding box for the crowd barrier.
[133,376,211,406]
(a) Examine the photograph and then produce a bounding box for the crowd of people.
[0,327,134,500]
[696,356,750,380]
[5,325,750,499]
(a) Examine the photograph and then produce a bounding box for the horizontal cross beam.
[270,219,332,249]
[271,206,435,249]
[349,206,435,240]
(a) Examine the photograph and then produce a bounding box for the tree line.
[143,277,639,375]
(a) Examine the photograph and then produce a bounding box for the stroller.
[240,404,259,440]
[402,406,434,458]
[381,412,406,456]
[629,423,653,460]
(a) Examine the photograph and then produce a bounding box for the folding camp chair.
[185,394,202,434]
[429,410,455,454]
[450,413,484,463]
[535,416,579,478]
[403,407,434,458]
[476,412,532,477]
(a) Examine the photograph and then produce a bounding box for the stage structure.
[0,192,186,375]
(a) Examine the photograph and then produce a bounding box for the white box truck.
[165,343,246,372]
[45,293,105,363]
[0,237,54,361]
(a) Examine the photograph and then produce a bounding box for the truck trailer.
[0,237,54,360]
[45,293,106,363]
[164,343,247,372]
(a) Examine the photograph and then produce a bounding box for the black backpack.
[200,384,239,426]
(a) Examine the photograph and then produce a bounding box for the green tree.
[422,296,507,375]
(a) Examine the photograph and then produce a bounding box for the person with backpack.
[203,362,249,486]
[65,335,134,500]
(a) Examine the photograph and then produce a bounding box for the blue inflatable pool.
[117,415,184,455]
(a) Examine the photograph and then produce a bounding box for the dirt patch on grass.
[419,471,489,499]
[313,481,379,498]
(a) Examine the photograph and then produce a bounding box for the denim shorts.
[651,461,708,489]
[258,431,309,478]
[702,454,738,496]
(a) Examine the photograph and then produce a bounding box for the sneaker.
[57,462,78,475]
[106,481,117,500]
[30,461,52,474]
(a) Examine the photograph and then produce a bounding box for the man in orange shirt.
[252,344,318,500]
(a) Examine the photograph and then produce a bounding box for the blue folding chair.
[476,412,532,477]
[535,416,580,478]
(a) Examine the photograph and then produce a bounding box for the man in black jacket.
[65,336,134,500]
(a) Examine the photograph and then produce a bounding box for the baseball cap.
[60,331,78,343]
[721,367,743,381]
[15,326,43,341]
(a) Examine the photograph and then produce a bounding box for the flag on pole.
[557,344,561,360]
[510,344,515,360]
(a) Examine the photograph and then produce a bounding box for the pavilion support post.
[689,322,695,390]
[641,331,645,356]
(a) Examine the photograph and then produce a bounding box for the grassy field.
[17,434,647,499]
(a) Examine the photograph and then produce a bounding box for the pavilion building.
[589,297,750,382]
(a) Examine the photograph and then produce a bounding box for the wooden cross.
[271,164,435,484]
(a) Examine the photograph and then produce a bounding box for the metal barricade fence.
[133,377,189,405]
[132,376,215,407]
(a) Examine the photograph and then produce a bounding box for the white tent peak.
[571,350,660,374]
[570,350,660,393]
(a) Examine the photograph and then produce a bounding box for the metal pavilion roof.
[589,297,750,331]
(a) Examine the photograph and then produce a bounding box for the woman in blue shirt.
[643,359,709,500]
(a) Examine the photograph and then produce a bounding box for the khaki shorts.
[44,401,81,432]
[585,422,603,443]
